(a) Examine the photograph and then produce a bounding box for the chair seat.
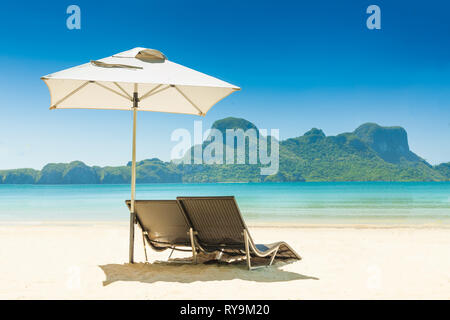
[255,242,281,252]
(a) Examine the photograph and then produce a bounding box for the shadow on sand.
[99,260,319,286]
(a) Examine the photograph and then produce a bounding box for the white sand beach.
[0,222,449,299]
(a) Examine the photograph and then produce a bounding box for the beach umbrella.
[41,47,240,263]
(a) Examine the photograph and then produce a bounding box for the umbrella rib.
[139,84,167,101]
[92,81,132,101]
[174,85,204,115]
[113,82,132,100]
[50,81,90,109]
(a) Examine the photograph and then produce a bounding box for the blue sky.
[0,0,449,169]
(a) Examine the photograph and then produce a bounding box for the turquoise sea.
[0,182,449,224]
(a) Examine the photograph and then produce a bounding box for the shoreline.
[1,181,450,185]
[1,220,449,229]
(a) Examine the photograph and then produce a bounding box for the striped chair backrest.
[126,200,192,247]
[177,196,247,249]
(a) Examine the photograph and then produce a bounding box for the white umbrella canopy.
[42,47,239,115]
[41,47,240,263]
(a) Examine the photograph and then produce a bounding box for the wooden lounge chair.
[125,200,198,263]
[177,196,301,270]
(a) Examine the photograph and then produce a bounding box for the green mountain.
[211,117,258,137]
[434,162,450,179]
[0,168,39,184]
[38,161,99,184]
[353,123,422,163]
[0,118,448,184]
[278,124,442,182]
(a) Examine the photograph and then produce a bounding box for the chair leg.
[244,229,252,270]
[142,231,149,263]
[216,249,224,261]
[244,230,279,270]
[168,247,175,260]
[189,228,197,264]
[269,246,279,266]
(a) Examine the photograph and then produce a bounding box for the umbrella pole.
[129,92,138,263]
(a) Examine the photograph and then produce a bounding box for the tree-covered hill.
[277,125,442,182]
[434,162,450,179]
[1,118,448,183]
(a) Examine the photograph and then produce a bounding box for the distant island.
[1,117,449,184]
